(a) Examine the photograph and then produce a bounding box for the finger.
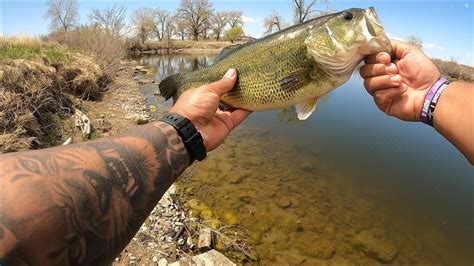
[202,68,237,97]
[228,109,251,128]
[360,63,398,78]
[365,52,391,64]
[364,74,402,96]
[215,109,251,131]
[373,86,407,115]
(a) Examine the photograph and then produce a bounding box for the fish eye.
[343,11,353,21]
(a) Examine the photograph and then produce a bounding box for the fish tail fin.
[159,74,182,101]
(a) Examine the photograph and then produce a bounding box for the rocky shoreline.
[109,64,241,265]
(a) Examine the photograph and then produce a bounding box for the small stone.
[186,236,193,246]
[178,238,185,245]
[198,228,213,250]
[240,196,251,203]
[190,250,236,266]
[152,256,158,262]
[276,197,292,209]
[125,114,138,121]
[136,116,149,125]
[158,258,168,266]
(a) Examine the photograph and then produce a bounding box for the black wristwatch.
[160,113,207,162]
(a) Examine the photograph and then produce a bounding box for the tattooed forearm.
[0,122,190,265]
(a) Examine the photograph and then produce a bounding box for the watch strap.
[160,113,207,162]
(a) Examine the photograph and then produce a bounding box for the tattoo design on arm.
[0,122,190,265]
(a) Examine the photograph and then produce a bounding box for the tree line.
[46,0,333,44]
[45,0,246,43]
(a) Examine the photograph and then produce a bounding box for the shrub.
[432,58,474,82]
[46,26,126,84]
[224,26,244,43]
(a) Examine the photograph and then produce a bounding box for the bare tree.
[407,35,423,50]
[200,19,212,39]
[293,0,328,24]
[227,10,243,27]
[174,19,189,40]
[88,4,127,37]
[264,10,285,35]
[149,9,174,41]
[212,11,229,41]
[131,7,155,44]
[177,0,214,41]
[45,0,79,32]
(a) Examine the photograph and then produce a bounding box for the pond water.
[137,54,472,265]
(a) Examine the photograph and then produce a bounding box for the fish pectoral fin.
[294,97,319,120]
[280,69,310,91]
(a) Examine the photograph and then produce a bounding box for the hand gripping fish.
[159,7,392,120]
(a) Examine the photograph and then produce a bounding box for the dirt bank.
[128,40,232,55]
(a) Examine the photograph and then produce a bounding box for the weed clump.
[0,59,71,152]
[0,36,108,152]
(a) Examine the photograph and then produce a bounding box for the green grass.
[0,44,41,59]
[44,115,62,147]
[0,44,69,64]
[89,130,102,140]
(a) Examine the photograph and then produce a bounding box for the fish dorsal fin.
[214,44,246,62]
[294,97,319,120]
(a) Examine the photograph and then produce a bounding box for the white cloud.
[242,16,261,24]
[423,43,445,50]
[386,33,444,50]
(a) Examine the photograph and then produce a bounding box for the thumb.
[391,39,412,59]
[204,69,237,97]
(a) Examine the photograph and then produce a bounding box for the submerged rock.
[276,197,292,209]
[352,229,398,263]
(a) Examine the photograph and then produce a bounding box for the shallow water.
[137,54,473,265]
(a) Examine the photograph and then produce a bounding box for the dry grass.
[0,59,71,152]
[432,58,474,82]
[0,35,109,152]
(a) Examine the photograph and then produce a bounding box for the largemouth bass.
[159,7,392,120]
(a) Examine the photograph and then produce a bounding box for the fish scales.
[180,34,328,110]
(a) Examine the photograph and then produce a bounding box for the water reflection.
[137,54,473,265]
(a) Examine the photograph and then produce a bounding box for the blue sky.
[1,0,473,65]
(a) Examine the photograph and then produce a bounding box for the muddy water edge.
[136,54,473,265]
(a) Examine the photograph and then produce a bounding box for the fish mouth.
[358,7,392,55]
